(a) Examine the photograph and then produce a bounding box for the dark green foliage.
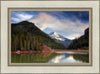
[11,53,58,63]
[11,21,65,51]
[68,28,89,50]
[73,53,89,62]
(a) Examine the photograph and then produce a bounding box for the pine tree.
[24,40,26,50]
[20,38,22,50]
[26,35,28,50]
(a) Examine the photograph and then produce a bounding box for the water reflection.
[11,52,89,63]
[48,52,89,63]
[11,52,58,63]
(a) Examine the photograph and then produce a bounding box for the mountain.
[49,32,72,48]
[11,21,66,51]
[68,28,89,50]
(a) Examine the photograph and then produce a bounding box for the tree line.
[11,29,65,51]
[68,28,89,50]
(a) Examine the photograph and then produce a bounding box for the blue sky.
[11,11,89,40]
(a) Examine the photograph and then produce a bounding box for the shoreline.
[55,49,89,52]
[11,49,89,54]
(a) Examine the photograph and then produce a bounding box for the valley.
[11,21,89,63]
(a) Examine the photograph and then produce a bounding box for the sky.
[11,11,89,40]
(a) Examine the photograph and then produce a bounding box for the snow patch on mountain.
[49,32,66,41]
[49,32,72,48]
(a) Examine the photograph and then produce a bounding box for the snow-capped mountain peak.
[49,32,72,48]
[49,32,65,41]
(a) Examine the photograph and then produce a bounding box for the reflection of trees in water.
[41,52,52,57]
[11,53,58,63]
[73,53,89,63]
[11,53,89,63]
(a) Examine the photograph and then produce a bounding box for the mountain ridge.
[68,28,89,50]
[49,32,72,48]
[11,21,66,51]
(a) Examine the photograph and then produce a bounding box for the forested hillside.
[11,21,65,51]
[68,28,89,50]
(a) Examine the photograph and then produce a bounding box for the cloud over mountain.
[11,11,89,40]
[11,12,34,23]
[30,12,89,39]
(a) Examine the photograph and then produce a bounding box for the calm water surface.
[48,52,89,63]
[11,52,89,63]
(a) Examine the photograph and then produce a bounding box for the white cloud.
[11,17,20,22]
[65,33,82,40]
[12,13,33,22]
[30,13,89,38]
[16,13,33,20]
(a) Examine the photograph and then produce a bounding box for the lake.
[11,51,89,63]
